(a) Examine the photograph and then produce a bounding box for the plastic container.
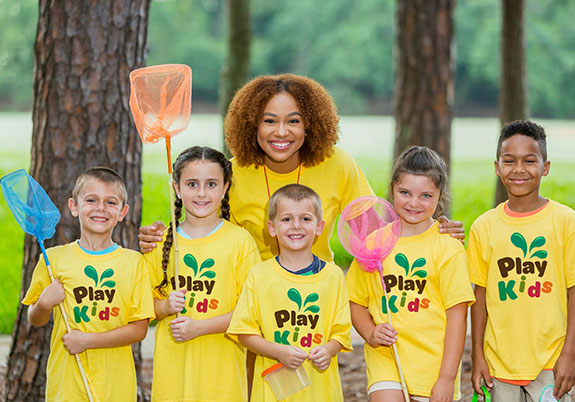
[262,362,310,400]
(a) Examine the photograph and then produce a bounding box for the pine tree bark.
[495,0,528,205]
[394,0,455,213]
[220,0,251,158]
[3,1,150,401]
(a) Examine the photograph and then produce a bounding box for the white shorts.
[368,381,429,402]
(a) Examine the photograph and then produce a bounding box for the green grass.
[1,114,573,333]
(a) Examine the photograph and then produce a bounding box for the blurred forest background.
[1,0,573,118]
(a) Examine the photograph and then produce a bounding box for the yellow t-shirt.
[229,147,373,261]
[144,221,261,402]
[467,200,575,380]
[22,242,155,402]
[346,222,474,398]
[227,258,352,402]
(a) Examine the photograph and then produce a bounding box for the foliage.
[0,0,573,117]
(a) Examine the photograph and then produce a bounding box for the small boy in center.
[227,183,352,401]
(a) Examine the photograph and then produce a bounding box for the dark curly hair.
[224,73,340,168]
[388,146,450,218]
[157,146,233,295]
[497,120,547,161]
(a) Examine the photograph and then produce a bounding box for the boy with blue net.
[22,167,155,401]
[468,120,575,401]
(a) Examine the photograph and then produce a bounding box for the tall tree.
[393,0,455,212]
[219,0,251,157]
[3,1,151,401]
[495,0,528,205]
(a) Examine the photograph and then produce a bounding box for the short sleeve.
[329,272,353,352]
[337,149,374,212]
[564,216,575,288]
[128,256,156,322]
[143,242,168,299]
[234,234,261,298]
[22,255,52,305]
[467,223,489,287]
[438,249,475,309]
[227,272,262,341]
[345,259,370,307]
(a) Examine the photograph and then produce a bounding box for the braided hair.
[156,146,233,295]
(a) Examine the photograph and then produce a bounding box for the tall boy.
[468,120,575,401]
[23,167,155,401]
[227,184,352,401]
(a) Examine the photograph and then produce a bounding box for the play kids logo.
[381,253,430,314]
[73,266,119,323]
[171,254,218,314]
[273,288,324,348]
[497,233,551,301]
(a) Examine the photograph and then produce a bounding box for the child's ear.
[118,204,130,222]
[68,198,79,217]
[494,160,501,177]
[267,220,277,237]
[542,160,550,177]
[173,181,181,199]
[315,220,325,236]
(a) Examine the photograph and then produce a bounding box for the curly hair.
[224,73,340,168]
[156,146,232,296]
[497,120,547,161]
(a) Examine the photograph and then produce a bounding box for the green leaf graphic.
[304,305,320,313]
[200,258,215,271]
[510,233,528,257]
[411,258,426,272]
[287,288,302,310]
[99,268,114,283]
[101,280,116,288]
[84,266,98,287]
[303,293,319,307]
[395,253,410,276]
[530,250,548,259]
[184,254,198,276]
[412,270,427,278]
[529,236,546,252]
[200,271,216,279]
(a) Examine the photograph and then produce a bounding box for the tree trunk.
[495,0,528,205]
[3,1,150,401]
[394,0,455,214]
[220,0,251,158]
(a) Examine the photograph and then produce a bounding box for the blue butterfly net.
[1,169,60,243]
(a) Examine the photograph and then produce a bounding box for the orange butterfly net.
[129,64,192,300]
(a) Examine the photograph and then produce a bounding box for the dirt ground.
[2,336,474,401]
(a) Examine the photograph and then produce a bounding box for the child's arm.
[62,319,149,354]
[153,289,186,320]
[553,285,575,399]
[430,303,467,402]
[138,221,167,253]
[350,301,397,348]
[238,334,308,369]
[170,312,233,342]
[437,216,465,242]
[27,279,66,327]
[470,285,492,395]
[308,339,342,371]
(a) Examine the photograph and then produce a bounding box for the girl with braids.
[144,146,260,402]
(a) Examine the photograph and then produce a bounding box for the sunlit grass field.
[0,113,573,333]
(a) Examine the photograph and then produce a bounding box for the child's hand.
[38,279,65,310]
[553,350,575,399]
[429,376,455,402]
[138,221,166,253]
[471,353,493,395]
[167,289,186,315]
[308,345,332,370]
[170,316,202,342]
[438,216,465,244]
[278,345,308,369]
[368,323,397,348]
[62,329,91,354]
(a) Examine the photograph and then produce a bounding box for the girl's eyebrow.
[263,111,302,117]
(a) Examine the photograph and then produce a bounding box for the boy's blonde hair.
[268,184,323,221]
[72,167,128,206]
